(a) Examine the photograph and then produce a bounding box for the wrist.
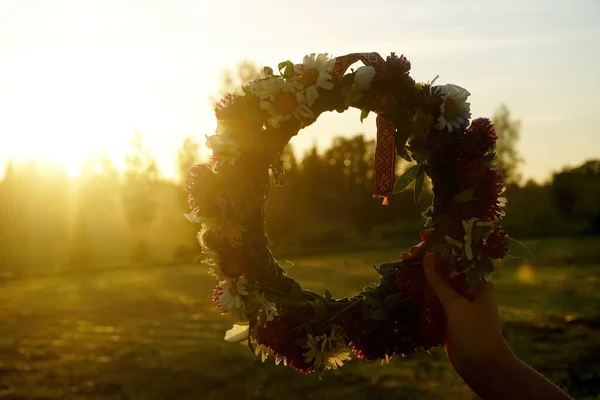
[457,346,521,399]
[476,344,518,373]
[456,340,516,380]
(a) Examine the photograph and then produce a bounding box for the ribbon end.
[373,194,389,206]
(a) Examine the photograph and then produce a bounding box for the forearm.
[463,352,573,400]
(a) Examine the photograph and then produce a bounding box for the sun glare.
[2,51,178,178]
[0,1,261,180]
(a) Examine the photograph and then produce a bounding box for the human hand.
[422,252,513,377]
[402,232,572,400]
[400,234,513,377]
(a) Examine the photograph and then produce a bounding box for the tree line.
[0,124,598,279]
[0,61,598,278]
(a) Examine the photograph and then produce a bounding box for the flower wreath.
[185,52,516,377]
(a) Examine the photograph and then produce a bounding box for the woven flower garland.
[185,52,519,377]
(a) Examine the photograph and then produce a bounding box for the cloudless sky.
[0,0,599,181]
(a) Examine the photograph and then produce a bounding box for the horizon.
[1,0,599,183]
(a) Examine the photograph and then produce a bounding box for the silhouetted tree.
[321,135,374,232]
[67,157,121,267]
[492,104,523,184]
[121,130,159,263]
[177,137,202,184]
[551,160,600,234]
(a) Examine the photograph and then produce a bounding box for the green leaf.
[279,260,295,269]
[277,60,292,73]
[421,205,434,219]
[484,152,496,164]
[411,151,427,164]
[284,66,295,78]
[398,146,412,162]
[278,61,295,78]
[393,163,421,194]
[414,166,426,203]
[506,236,536,263]
[310,298,328,318]
[445,235,464,249]
[324,289,333,301]
[263,66,274,77]
[360,108,370,122]
[371,308,388,321]
[455,188,474,202]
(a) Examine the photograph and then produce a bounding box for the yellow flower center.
[299,68,319,88]
[274,90,298,115]
[443,98,458,119]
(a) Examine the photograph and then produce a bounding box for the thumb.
[423,252,465,310]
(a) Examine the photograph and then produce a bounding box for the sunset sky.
[1,0,598,182]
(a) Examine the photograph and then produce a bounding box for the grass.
[0,237,599,399]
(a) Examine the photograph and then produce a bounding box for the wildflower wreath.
[185,52,520,377]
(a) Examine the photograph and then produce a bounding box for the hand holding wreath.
[184,52,517,377]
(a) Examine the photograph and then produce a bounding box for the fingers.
[400,230,433,261]
[423,252,466,310]
[419,229,432,244]
[400,242,426,261]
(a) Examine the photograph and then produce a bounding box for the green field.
[1,237,599,400]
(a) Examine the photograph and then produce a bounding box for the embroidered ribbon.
[332,53,396,204]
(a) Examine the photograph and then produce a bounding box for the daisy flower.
[188,197,246,245]
[205,124,242,166]
[462,218,494,261]
[294,53,335,106]
[435,84,471,132]
[249,76,313,128]
[213,277,249,320]
[303,326,352,375]
[188,218,245,246]
[256,293,278,326]
[462,218,480,261]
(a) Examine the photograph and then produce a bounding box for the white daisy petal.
[292,53,335,108]
[302,326,351,374]
[217,278,248,314]
[306,86,319,106]
[224,324,249,342]
[435,83,471,132]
